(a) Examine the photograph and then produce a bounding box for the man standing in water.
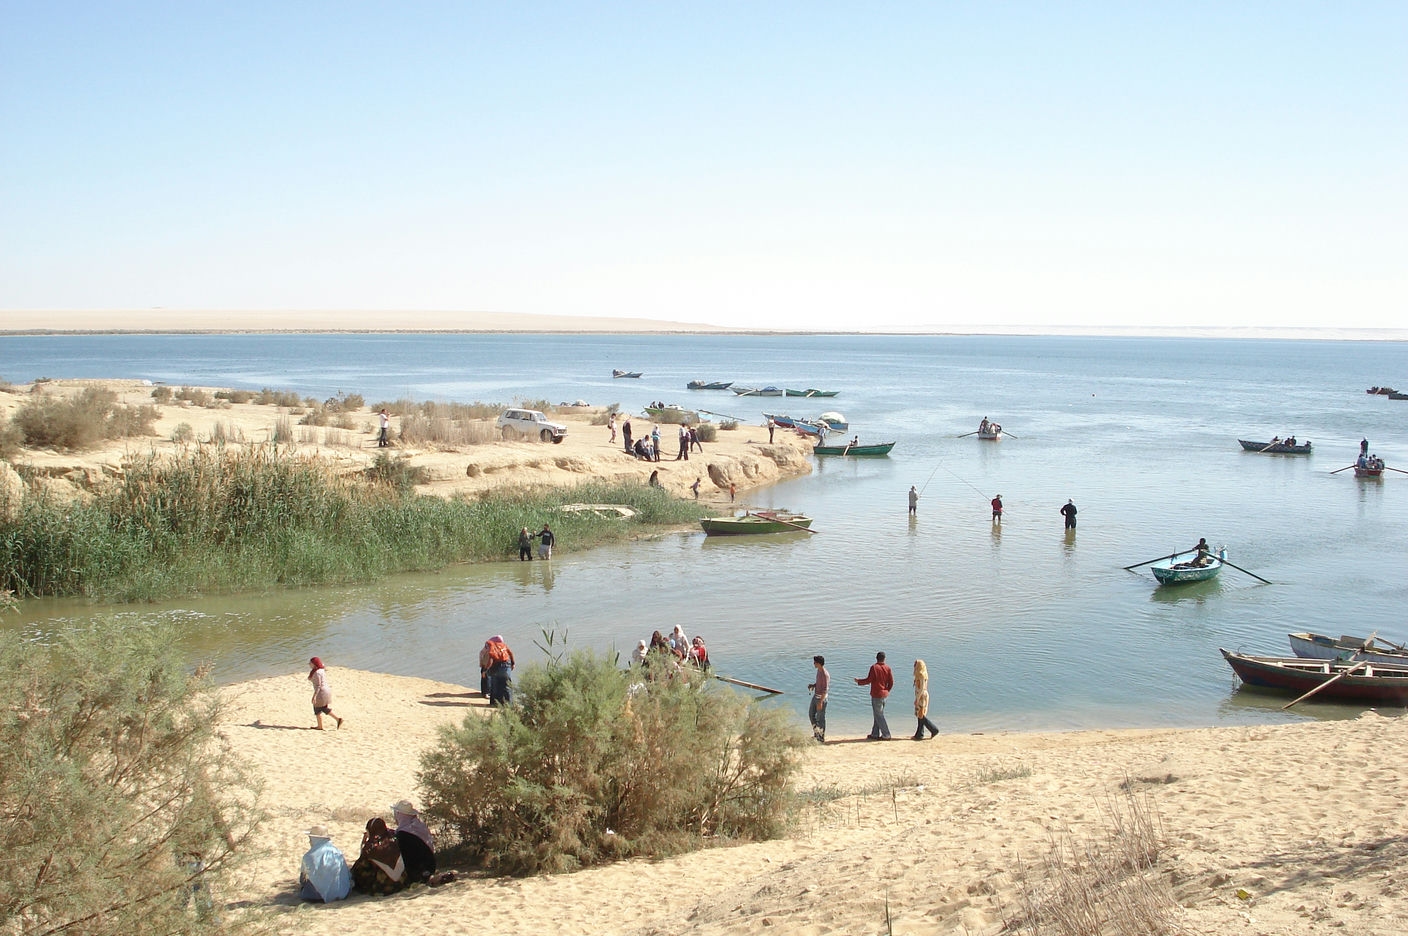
[1060,499,1077,529]
[855,651,894,740]
[908,485,919,516]
[991,494,1003,523]
[807,655,829,743]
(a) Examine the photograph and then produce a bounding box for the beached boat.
[818,412,848,432]
[1149,548,1224,584]
[763,414,824,436]
[1238,439,1312,454]
[1289,632,1408,666]
[1220,649,1408,706]
[612,369,643,378]
[643,405,696,422]
[699,510,813,535]
[813,441,895,456]
[686,380,733,390]
[733,386,783,397]
[784,388,839,398]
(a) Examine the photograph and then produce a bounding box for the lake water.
[3,333,1406,735]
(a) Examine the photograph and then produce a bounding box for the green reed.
[0,446,707,603]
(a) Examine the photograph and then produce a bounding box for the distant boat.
[813,441,895,456]
[686,380,732,390]
[1149,548,1224,585]
[733,386,784,397]
[1367,386,1397,395]
[612,369,643,378]
[1355,464,1384,479]
[699,510,813,535]
[818,412,848,432]
[1238,439,1312,454]
[977,428,1003,440]
[1390,392,1408,401]
[643,405,696,422]
[784,388,839,398]
[1221,649,1408,706]
[1289,632,1408,666]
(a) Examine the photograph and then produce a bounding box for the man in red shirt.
[855,651,894,740]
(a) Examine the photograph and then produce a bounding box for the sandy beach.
[221,667,1408,935]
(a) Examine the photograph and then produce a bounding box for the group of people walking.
[808,652,940,744]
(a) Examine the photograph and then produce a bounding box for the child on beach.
[308,657,344,730]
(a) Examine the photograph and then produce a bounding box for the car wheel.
[501,427,516,440]
[551,434,565,444]
[540,429,553,443]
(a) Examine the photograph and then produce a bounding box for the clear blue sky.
[2,2,1404,330]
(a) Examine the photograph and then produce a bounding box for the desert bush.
[171,422,195,444]
[213,389,253,404]
[271,416,294,444]
[0,623,263,936]
[397,413,495,447]
[371,398,504,422]
[12,386,157,450]
[419,645,807,875]
[297,407,330,427]
[365,453,428,494]
[252,388,302,407]
[151,385,174,404]
[589,404,621,426]
[209,422,244,445]
[0,419,22,460]
[323,391,364,412]
[1005,788,1180,936]
[717,419,738,431]
[175,386,215,407]
[515,398,556,414]
[695,422,719,442]
[332,413,357,431]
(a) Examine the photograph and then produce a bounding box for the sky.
[2,2,1405,332]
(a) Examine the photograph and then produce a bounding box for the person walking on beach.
[377,409,391,447]
[767,417,775,444]
[908,485,919,516]
[622,418,633,453]
[691,477,701,498]
[608,413,617,443]
[808,655,830,743]
[855,651,894,740]
[1060,499,1077,529]
[518,526,534,561]
[651,425,661,462]
[689,425,703,453]
[485,636,515,706]
[307,657,344,730]
[536,523,555,560]
[677,424,689,460]
[991,494,1003,523]
[911,659,940,740]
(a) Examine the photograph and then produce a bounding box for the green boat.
[785,388,839,397]
[812,441,895,456]
[1150,548,1225,585]
[699,510,813,535]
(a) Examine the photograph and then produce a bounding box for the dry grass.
[1005,787,1181,936]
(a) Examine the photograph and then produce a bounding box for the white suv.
[496,408,568,444]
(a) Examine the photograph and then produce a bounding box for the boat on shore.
[784,388,839,398]
[686,380,733,390]
[1239,439,1312,454]
[818,411,848,432]
[813,440,895,456]
[699,510,813,535]
[763,413,824,436]
[1220,649,1408,706]
[1289,632,1408,666]
[643,404,696,422]
[733,386,784,397]
[1149,548,1224,584]
[613,369,643,378]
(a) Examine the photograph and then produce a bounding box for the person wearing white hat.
[390,800,438,885]
[299,825,351,902]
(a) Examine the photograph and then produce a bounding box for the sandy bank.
[220,667,1408,935]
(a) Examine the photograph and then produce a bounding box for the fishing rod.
[937,463,991,501]
[917,461,943,495]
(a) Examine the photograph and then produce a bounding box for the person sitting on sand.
[299,825,351,902]
[391,800,446,886]
[351,817,406,895]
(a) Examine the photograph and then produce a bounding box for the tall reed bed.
[0,447,705,603]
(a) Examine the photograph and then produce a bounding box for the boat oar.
[1003,430,1020,439]
[1219,557,1272,585]
[714,673,784,694]
[956,430,979,438]
[1281,658,1368,710]
[749,510,818,534]
[1257,440,1279,453]
[1386,466,1408,475]
[1330,464,1357,474]
[1123,552,1179,571]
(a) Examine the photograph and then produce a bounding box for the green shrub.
[717,419,738,432]
[695,422,719,442]
[151,385,174,404]
[365,453,428,493]
[252,388,303,407]
[175,386,214,407]
[214,389,253,404]
[0,623,263,936]
[0,418,22,460]
[323,392,364,412]
[419,646,807,875]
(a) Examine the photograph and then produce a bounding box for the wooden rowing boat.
[732,386,784,397]
[1149,548,1224,584]
[813,441,895,456]
[612,369,643,378]
[1221,649,1408,706]
[1238,439,1312,454]
[687,380,732,390]
[699,510,813,535]
[1289,632,1408,665]
[784,388,839,397]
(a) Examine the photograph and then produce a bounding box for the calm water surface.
[4,333,1406,734]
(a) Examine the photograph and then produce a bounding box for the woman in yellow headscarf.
[912,659,940,741]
